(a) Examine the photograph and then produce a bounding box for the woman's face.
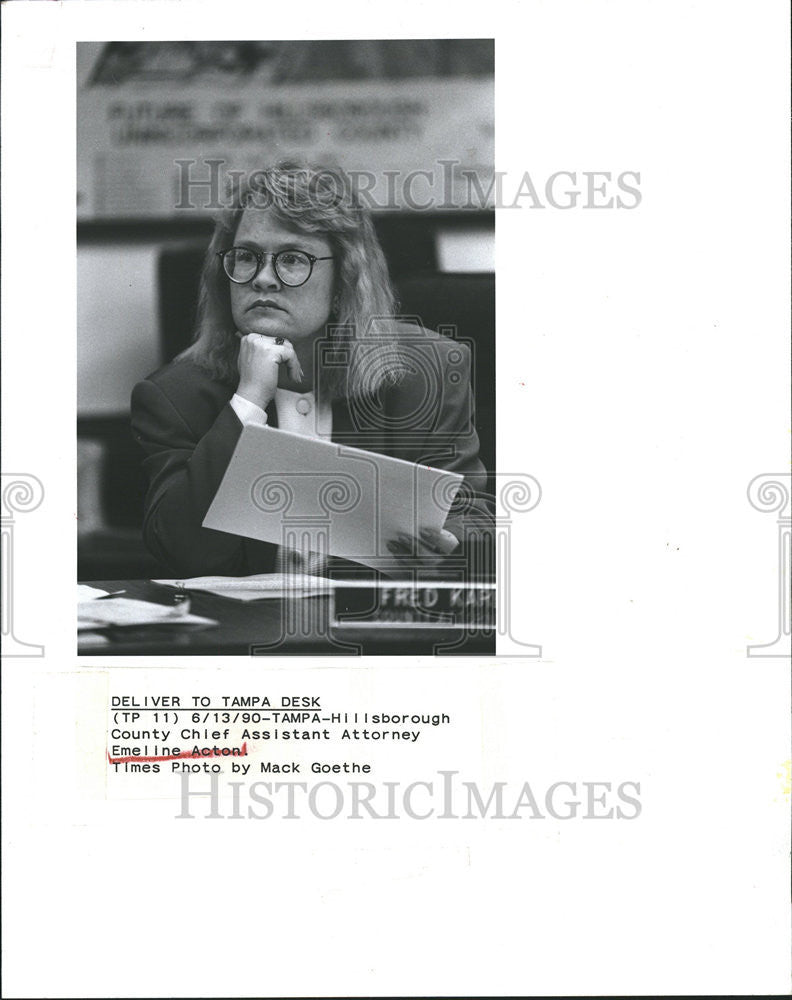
[228,207,335,342]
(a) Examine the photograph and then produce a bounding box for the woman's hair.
[179,161,406,398]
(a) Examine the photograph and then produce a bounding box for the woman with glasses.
[131,162,492,578]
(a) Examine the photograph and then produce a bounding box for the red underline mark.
[107,742,248,764]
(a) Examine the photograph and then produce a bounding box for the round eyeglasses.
[217,247,333,287]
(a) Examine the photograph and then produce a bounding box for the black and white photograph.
[76,39,498,655]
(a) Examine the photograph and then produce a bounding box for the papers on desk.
[202,425,463,572]
[77,591,217,630]
[153,573,332,601]
[78,584,111,601]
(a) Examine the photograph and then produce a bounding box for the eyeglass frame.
[216,246,334,287]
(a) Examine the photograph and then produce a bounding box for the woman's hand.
[386,527,460,575]
[236,333,303,410]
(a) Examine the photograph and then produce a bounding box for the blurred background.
[77,39,495,580]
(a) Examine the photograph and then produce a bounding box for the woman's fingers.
[385,529,460,578]
[419,527,459,554]
[393,532,432,556]
[285,352,304,384]
[243,334,302,381]
[236,333,303,407]
[388,529,459,557]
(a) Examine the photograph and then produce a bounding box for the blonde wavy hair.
[179,161,406,398]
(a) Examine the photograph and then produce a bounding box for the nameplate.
[331,581,496,629]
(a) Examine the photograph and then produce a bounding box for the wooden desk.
[78,580,495,656]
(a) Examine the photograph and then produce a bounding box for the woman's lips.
[248,300,285,311]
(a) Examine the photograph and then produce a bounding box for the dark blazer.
[131,332,492,577]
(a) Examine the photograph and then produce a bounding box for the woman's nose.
[251,255,281,290]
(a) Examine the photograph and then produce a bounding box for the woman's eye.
[279,252,303,266]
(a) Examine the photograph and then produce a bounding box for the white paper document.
[77,584,111,601]
[153,573,333,600]
[77,597,217,629]
[202,425,463,569]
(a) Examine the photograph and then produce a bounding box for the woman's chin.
[244,320,289,338]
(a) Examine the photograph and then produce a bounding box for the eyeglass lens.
[223,248,312,286]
